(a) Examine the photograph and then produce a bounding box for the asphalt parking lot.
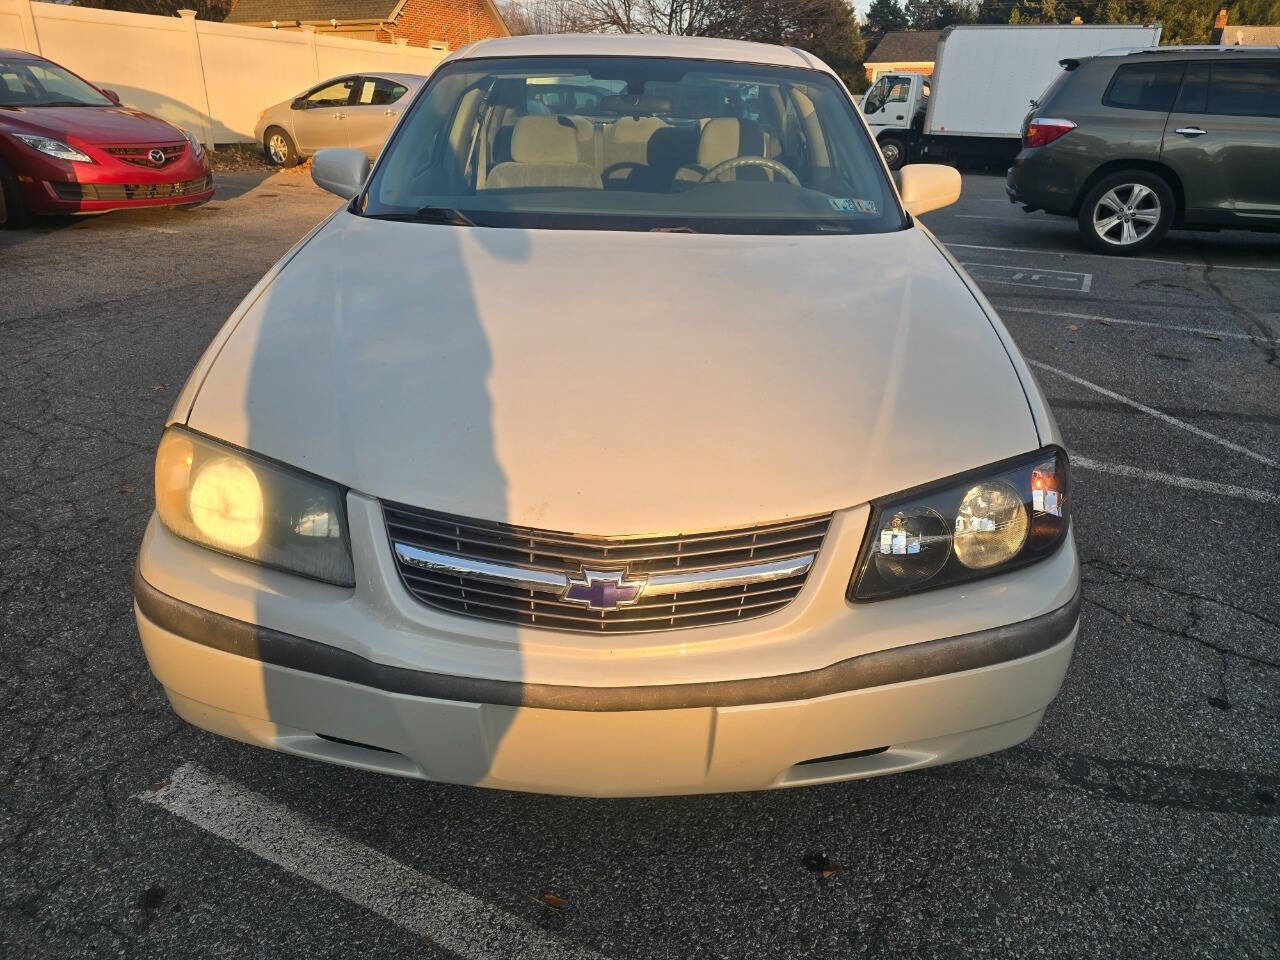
[1,167,1277,960]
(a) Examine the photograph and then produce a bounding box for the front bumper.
[9,146,214,215]
[135,495,1080,796]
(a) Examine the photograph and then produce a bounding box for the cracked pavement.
[1,170,1277,959]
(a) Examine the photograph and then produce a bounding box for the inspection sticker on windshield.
[829,198,879,215]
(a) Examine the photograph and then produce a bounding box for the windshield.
[0,58,112,107]
[361,55,905,235]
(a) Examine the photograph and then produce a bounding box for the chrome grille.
[105,144,186,167]
[384,503,830,634]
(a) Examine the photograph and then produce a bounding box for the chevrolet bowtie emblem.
[562,569,644,611]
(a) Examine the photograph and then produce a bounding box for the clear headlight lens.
[850,448,1069,601]
[182,129,204,159]
[14,134,92,163]
[154,427,354,586]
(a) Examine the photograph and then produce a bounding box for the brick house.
[225,0,509,50]
[862,30,940,84]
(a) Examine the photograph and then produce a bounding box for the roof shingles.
[865,30,941,64]
[225,0,400,23]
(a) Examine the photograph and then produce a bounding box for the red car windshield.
[0,58,112,108]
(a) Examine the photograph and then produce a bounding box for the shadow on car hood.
[187,212,1037,534]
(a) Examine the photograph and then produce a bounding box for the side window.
[1103,62,1185,112]
[863,78,886,114]
[305,78,356,108]
[1206,61,1280,117]
[1174,63,1209,113]
[356,78,409,106]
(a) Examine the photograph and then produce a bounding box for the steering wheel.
[698,155,800,187]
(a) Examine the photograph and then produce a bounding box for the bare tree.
[502,0,589,34]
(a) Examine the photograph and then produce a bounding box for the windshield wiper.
[365,205,477,226]
[412,205,476,226]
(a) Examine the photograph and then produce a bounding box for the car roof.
[1096,44,1280,58]
[0,48,44,61]
[447,33,832,75]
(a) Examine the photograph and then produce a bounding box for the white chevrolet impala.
[135,34,1079,796]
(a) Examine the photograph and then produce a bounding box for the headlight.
[14,134,92,163]
[850,447,1069,601]
[182,129,204,159]
[154,427,354,586]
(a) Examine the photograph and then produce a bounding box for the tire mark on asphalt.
[141,763,610,960]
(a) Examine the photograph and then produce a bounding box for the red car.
[0,49,214,228]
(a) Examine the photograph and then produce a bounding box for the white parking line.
[142,764,608,960]
[955,214,998,220]
[1027,360,1280,470]
[1072,457,1280,506]
[945,241,1280,273]
[997,305,1280,344]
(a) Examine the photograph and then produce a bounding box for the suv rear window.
[1103,62,1185,112]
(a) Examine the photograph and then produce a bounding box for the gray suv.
[1006,47,1280,254]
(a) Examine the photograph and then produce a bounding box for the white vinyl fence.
[0,0,447,144]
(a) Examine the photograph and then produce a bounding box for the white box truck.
[861,23,1163,169]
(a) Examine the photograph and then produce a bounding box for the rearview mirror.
[101,88,121,105]
[894,164,961,217]
[311,148,370,199]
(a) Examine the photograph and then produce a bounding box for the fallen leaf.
[1066,324,1079,332]
[146,779,170,793]
[802,853,843,883]
[1099,319,1113,326]
[1209,517,1224,525]
[1205,333,1222,341]
[539,890,568,909]
[1122,614,1133,625]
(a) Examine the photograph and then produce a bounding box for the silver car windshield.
[360,55,905,235]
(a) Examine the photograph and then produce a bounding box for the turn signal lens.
[850,448,1069,601]
[1023,118,1076,149]
[154,427,354,586]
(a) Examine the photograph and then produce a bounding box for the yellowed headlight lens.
[952,481,1028,569]
[188,456,264,549]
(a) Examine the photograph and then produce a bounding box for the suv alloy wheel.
[1076,170,1174,255]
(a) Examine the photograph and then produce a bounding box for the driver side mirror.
[894,164,961,217]
[291,97,306,110]
[101,88,121,105]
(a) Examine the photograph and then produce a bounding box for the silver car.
[253,72,425,167]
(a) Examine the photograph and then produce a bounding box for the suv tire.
[1077,170,1174,255]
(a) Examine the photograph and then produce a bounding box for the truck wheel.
[1077,171,1173,255]
[878,135,907,171]
[0,158,32,229]
[264,127,300,167]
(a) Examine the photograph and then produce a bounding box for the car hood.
[187,213,1039,534]
[0,105,181,144]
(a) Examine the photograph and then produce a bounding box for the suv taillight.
[1024,118,1076,149]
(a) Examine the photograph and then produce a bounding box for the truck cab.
[861,73,929,169]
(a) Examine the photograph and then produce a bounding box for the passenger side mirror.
[894,163,961,217]
[311,148,371,199]
[101,88,121,105]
